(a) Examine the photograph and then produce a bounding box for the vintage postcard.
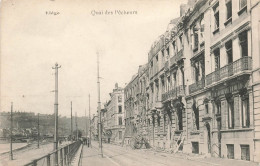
[0,0,259,165]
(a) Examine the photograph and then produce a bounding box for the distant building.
[103,83,125,144]
[91,114,98,140]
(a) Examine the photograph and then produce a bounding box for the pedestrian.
[87,138,90,147]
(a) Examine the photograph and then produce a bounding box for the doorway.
[206,123,211,154]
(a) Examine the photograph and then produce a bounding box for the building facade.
[123,65,149,146]
[123,0,260,162]
[103,83,125,145]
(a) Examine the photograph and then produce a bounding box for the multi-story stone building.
[91,114,98,141]
[123,65,149,146]
[123,0,260,162]
[103,83,125,144]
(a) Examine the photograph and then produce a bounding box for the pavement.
[0,143,28,155]
[80,141,259,166]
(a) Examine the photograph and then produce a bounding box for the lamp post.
[9,102,13,160]
[52,63,61,166]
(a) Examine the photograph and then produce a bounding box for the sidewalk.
[0,143,28,155]
[80,144,116,166]
[143,148,260,166]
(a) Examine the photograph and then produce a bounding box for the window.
[163,114,167,132]
[161,78,165,93]
[239,31,248,57]
[242,97,250,128]
[179,35,183,49]
[118,95,122,103]
[200,17,205,42]
[155,81,159,101]
[241,145,250,161]
[193,25,199,50]
[119,131,122,139]
[216,102,221,115]
[194,61,201,82]
[192,142,199,154]
[162,49,164,57]
[226,0,232,20]
[213,2,220,31]
[240,0,247,9]
[167,77,170,91]
[118,105,122,113]
[193,103,200,130]
[205,104,209,114]
[166,47,169,56]
[177,107,183,130]
[227,144,234,159]
[172,41,176,55]
[157,115,161,127]
[226,40,233,64]
[118,117,122,125]
[214,49,220,70]
[173,73,177,88]
[228,99,234,129]
[162,50,165,64]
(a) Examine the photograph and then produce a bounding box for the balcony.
[170,56,177,67]
[162,85,186,102]
[189,79,205,94]
[176,49,183,62]
[206,57,252,86]
[202,113,212,122]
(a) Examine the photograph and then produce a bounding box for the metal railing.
[24,141,81,166]
[162,85,185,102]
[206,56,252,86]
[189,79,205,94]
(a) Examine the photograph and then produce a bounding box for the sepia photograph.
[0,0,260,165]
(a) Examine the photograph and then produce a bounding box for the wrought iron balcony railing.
[206,56,252,86]
[189,79,205,94]
[162,85,185,102]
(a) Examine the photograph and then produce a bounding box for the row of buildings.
[91,83,125,144]
[122,0,260,163]
[91,0,260,163]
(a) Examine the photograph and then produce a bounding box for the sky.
[0,0,186,117]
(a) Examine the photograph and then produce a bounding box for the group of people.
[81,137,91,147]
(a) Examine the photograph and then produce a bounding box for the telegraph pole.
[52,63,61,166]
[75,112,78,140]
[9,102,13,160]
[37,113,40,148]
[89,94,92,147]
[85,109,87,137]
[97,52,103,157]
[71,101,73,140]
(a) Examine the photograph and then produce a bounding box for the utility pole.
[89,94,92,147]
[85,109,87,137]
[75,112,78,141]
[37,113,40,148]
[52,63,61,166]
[71,101,73,140]
[97,52,103,157]
[9,102,13,160]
